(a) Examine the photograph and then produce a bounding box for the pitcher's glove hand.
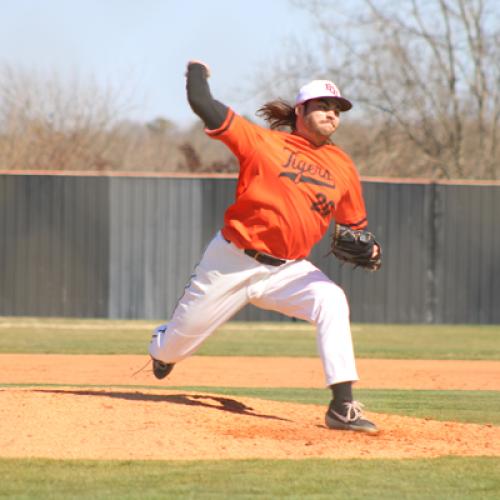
[330,224,382,271]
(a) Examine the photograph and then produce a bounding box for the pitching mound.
[1,355,499,461]
[1,387,499,461]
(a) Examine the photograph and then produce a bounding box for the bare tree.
[0,66,135,171]
[261,0,500,179]
[0,66,239,173]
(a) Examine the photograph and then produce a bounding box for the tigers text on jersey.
[207,109,367,260]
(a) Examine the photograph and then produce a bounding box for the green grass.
[351,324,500,360]
[0,457,499,499]
[0,317,154,355]
[0,317,499,359]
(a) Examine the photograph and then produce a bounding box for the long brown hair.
[256,99,297,131]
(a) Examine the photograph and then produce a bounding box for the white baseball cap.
[295,80,352,111]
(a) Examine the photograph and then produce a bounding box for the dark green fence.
[1,172,499,323]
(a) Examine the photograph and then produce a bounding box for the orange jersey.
[207,109,368,260]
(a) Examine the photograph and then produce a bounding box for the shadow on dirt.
[32,388,291,421]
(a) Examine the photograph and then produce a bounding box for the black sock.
[330,382,353,414]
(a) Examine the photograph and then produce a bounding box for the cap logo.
[325,83,339,96]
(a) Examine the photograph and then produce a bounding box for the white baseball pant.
[149,231,359,386]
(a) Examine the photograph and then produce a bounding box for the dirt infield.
[2,354,500,390]
[1,355,499,460]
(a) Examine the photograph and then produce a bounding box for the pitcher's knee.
[333,285,350,313]
[314,283,350,322]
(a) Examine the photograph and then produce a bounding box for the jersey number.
[311,193,335,217]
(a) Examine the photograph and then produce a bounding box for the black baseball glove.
[329,224,382,271]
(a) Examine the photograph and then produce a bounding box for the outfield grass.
[1,457,499,499]
[0,318,499,359]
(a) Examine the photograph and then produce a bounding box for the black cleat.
[152,358,175,380]
[325,400,379,434]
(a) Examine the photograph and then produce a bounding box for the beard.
[301,106,338,135]
[308,119,337,138]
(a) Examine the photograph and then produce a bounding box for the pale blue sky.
[1,0,316,127]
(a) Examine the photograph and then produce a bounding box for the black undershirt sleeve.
[186,64,229,130]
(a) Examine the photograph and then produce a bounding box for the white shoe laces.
[332,401,365,423]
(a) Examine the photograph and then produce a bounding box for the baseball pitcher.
[149,60,382,434]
